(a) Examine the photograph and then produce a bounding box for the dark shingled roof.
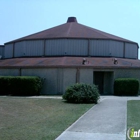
[5,17,136,44]
[0,57,140,68]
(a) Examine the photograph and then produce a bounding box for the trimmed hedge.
[114,78,139,96]
[63,83,100,104]
[0,76,43,96]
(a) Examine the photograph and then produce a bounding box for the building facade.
[0,17,139,95]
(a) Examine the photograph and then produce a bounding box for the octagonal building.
[0,17,140,95]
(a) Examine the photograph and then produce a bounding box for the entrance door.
[94,72,104,94]
[94,71,114,95]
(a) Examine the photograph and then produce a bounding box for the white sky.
[0,0,140,57]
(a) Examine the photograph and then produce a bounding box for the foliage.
[0,76,43,96]
[63,83,100,103]
[114,78,139,96]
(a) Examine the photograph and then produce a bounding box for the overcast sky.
[0,0,140,57]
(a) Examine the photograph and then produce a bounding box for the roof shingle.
[0,57,140,68]
[5,17,137,44]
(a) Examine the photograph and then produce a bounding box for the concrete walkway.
[56,96,140,140]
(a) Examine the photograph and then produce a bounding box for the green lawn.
[127,100,140,140]
[0,97,93,140]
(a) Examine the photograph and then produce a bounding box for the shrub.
[114,78,139,96]
[0,76,11,95]
[63,83,100,104]
[0,76,43,96]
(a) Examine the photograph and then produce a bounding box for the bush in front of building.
[0,76,11,95]
[114,78,139,96]
[63,83,100,104]
[0,76,43,96]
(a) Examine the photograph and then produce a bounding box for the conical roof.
[6,17,136,44]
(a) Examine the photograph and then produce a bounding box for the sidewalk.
[56,96,140,140]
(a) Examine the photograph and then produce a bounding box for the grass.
[0,97,93,140]
[127,100,140,140]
